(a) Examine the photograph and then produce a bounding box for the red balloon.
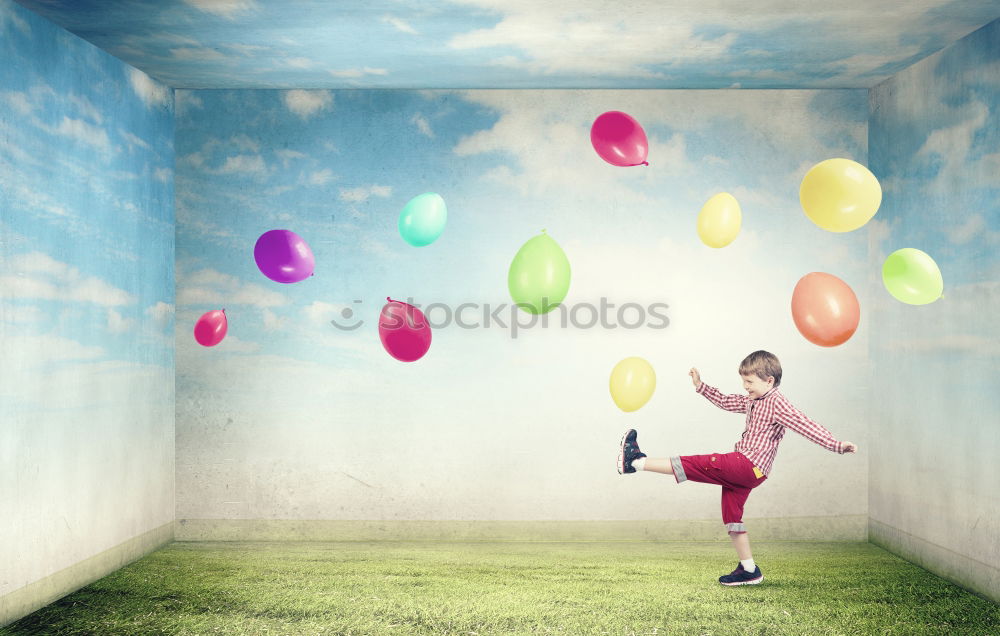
[378,298,432,362]
[590,111,649,167]
[791,273,860,347]
[194,309,228,347]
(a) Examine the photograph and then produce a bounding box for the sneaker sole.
[721,575,764,586]
[617,430,630,474]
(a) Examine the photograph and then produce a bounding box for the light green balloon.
[399,193,447,247]
[508,231,571,314]
[882,248,943,305]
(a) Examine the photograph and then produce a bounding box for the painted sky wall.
[868,17,1000,593]
[0,0,175,599]
[175,88,870,524]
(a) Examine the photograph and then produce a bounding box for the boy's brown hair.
[739,350,782,387]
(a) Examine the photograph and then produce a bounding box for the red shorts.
[670,451,767,533]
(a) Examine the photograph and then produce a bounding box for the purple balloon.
[254,229,315,283]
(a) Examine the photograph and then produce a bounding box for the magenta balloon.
[194,309,227,347]
[590,111,649,167]
[378,298,432,362]
[254,229,315,283]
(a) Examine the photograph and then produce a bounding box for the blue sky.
[1,0,174,374]
[11,0,1000,88]
[871,18,1000,286]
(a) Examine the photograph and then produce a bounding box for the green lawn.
[4,541,997,635]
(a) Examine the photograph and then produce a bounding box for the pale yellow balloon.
[697,192,742,248]
[609,357,656,412]
[800,158,882,232]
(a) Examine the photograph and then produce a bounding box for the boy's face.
[741,373,774,399]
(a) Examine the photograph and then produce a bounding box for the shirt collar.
[754,387,778,401]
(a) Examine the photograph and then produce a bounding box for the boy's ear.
[766,375,775,386]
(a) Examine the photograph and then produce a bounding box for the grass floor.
[3,541,998,635]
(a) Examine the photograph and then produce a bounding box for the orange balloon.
[790,272,860,347]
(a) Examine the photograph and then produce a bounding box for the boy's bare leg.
[729,531,753,561]
[639,458,674,475]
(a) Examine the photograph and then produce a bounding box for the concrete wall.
[0,0,175,625]
[868,18,1000,603]
[174,88,869,535]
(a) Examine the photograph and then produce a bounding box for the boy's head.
[739,350,782,399]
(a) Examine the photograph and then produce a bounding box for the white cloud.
[328,68,388,79]
[1,4,31,34]
[276,149,306,168]
[947,214,986,245]
[874,282,1000,355]
[339,185,393,203]
[0,334,104,366]
[382,15,418,35]
[107,308,134,333]
[182,0,257,18]
[55,117,111,151]
[261,308,284,330]
[1,305,44,325]
[284,57,315,69]
[228,133,260,153]
[283,90,332,119]
[917,100,989,194]
[154,167,171,183]
[171,47,230,61]
[1,91,32,115]
[128,68,170,108]
[411,113,434,137]
[68,94,103,124]
[215,154,267,175]
[175,90,203,116]
[146,301,175,327]
[447,1,734,78]
[121,130,152,151]
[178,268,290,308]
[2,252,135,306]
[308,169,336,186]
[302,301,348,326]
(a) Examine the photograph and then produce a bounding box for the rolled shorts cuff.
[726,522,746,533]
[670,456,687,483]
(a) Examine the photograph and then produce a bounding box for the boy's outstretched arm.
[773,398,856,453]
[690,367,749,414]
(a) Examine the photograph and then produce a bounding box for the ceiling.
[12,0,1000,89]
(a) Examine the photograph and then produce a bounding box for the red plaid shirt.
[696,383,845,476]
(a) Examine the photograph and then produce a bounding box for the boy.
[617,350,857,586]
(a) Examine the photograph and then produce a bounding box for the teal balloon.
[399,193,447,247]
[508,231,571,314]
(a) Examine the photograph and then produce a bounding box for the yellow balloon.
[609,357,656,412]
[800,158,882,232]
[697,192,742,248]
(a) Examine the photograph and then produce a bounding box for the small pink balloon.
[254,229,315,283]
[378,297,432,362]
[194,309,227,347]
[590,111,649,167]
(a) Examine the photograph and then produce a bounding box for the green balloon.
[882,248,943,305]
[508,231,571,314]
[399,193,447,247]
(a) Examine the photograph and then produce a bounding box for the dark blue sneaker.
[617,429,646,474]
[719,563,763,586]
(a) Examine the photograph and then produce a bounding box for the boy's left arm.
[772,397,848,454]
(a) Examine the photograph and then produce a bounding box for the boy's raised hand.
[689,367,702,390]
[842,441,858,453]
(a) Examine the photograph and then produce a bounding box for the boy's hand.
[841,441,858,453]
[689,367,702,390]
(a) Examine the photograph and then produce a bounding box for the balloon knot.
[641,161,649,166]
